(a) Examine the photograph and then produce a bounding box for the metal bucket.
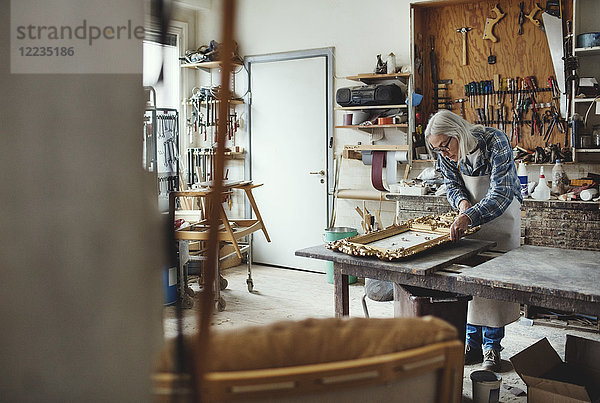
[577,32,600,48]
[163,266,177,306]
[324,227,358,284]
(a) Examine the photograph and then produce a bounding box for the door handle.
[309,170,325,176]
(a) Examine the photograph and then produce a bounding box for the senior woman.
[425,109,522,372]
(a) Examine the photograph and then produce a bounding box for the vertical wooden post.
[194,0,236,398]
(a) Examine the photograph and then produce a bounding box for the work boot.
[464,345,483,365]
[482,349,501,372]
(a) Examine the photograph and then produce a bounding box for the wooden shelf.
[335,104,407,110]
[180,61,243,70]
[346,72,410,82]
[574,148,600,153]
[574,46,600,56]
[335,124,408,129]
[343,144,409,160]
[184,99,244,106]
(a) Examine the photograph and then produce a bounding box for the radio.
[336,84,404,107]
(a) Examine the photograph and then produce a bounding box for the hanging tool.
[543,11,567,118]
[455,98,467,119]
[545,0,561,18]
[518,2,525,35]
[456,27,472,65]
[430,35,438,110]
[488,48,497,64]
[483,4,505,43]
[525,3,544,32]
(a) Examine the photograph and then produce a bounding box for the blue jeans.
[466,324,504,351]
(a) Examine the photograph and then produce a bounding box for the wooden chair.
[153,316,464,403]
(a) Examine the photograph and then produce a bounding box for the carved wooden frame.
[326,212,480,261]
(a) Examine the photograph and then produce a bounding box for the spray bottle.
[531,166,551,200]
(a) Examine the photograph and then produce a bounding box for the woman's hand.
[458,199,471,214]
[450,213,472,242]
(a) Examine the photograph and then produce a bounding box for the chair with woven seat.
[154,316,464,402]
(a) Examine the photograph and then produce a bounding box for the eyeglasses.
[430,137,453,154]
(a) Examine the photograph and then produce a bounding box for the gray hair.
[424,110,481,162]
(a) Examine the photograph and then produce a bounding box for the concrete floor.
[163,263,600,402]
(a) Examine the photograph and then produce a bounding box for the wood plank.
[458,245,600,302]
[334,124,409,129]
[343,144,410,151]
[335,105,407,110]
[296,238,496,275]
[346,72,410,81]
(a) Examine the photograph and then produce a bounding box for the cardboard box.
[510,335,600,403]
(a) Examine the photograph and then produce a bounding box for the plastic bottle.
[517,161,528,197]
[386,52,397,74]
[551,159,567,195]
[532,166,551,201]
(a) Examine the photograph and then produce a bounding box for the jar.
[593,125,600,148]
[580,135,593,148]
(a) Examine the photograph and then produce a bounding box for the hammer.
[456,27,472,66]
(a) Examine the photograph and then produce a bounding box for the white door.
[249,56,328,271]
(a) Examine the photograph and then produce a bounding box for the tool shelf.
[180,60,243,70]
[345,72,410,82]
[335,104,407,111]
[334,123,408,130]
[574,46,600,56]
[572,0,600,162]
[336,69,415,171]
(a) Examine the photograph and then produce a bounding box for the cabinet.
[180,61,245,187]
[572,0,600,162]
[335,72,415,162]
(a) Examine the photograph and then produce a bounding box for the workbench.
[295,242,600,318]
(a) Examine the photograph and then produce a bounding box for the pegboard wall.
[412,0,572,150]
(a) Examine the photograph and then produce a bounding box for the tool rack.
[410,0,574,152]
[168,181,270,311]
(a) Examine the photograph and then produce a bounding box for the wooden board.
[457,245,600,302]
[412,0,573,149]
[295,238,496,276]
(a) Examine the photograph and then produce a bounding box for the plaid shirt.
[436,127,522,227]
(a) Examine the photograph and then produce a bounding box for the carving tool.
[518,2,525,35]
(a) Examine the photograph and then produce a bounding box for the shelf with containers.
[571,0,600,162]
[335,72,415,162]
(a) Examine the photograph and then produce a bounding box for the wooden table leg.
[243,187,271,242]
[334,262,349,317]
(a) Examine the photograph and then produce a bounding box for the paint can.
[163,266,177,306]
[471,370,502,403]
[324,227,358,284]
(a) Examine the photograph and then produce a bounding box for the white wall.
[197,0,416,231]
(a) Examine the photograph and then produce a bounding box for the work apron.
[461,172,521,327]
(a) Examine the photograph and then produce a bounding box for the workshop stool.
[362,278,394,317]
